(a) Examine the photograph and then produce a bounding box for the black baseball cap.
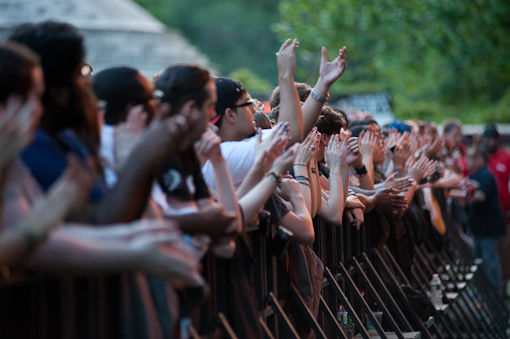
[483,124,500,138]
[211,77,246,125]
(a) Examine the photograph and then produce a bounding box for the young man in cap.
[202,39,347,190]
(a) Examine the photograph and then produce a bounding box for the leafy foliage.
[276,0,510,123]
[133,0,282,91]
[133,0,510,122]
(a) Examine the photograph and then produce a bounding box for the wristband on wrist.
[294,175,309,182]
[311,89,329,104]
[265,170,282,184]
[294,164,307,167]
[298,181,311,188]
[355,165,368,177]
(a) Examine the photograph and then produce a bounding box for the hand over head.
[319,46,347,87]
[0,95,39,168]
[276,39,299,79]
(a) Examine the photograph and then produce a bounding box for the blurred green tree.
[133,0,282,92]
[276,0,510,122]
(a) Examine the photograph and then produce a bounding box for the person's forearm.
[23,230,139,274]
[311,160,320,217]
[341,165,351,206]
[349,186,376,196]
[283,196,314,245]
[318,169,343,225]
[236,163,264,198]
[211,158,242,232]
[361,155,375,185]
[277,76,303,146]
[293,164,312,213]
[398,180,417,217]
[238,177,278,223]
[301,77,329,137]
[356,194,377,213]
[357,173,375,190]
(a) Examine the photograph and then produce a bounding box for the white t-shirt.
[201,128,274,190]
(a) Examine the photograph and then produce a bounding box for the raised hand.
[278,176,302,201]
[345,207,364,230]
[393,143,411,169]
[319,46,347,87]
[360,130,378,159]
[345,194,366,211]
[408,156,429,182]
[115,104,150,170]
[374,187,408,212]
[340,129,360,166]
[295,128,319,167]
[423,159,438,179]
[383,172,413,192]
[324,134,343,171]
[425,137,443,158]
[276,38,299,79]
[45,155,95,218]
[134,102,200,166]
[254,122,289,173]
[0,95,40,168]
[271,143,300,175]
[130,229,203,287]
[194,125,223,165]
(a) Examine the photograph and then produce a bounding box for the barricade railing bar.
[0,189,508,338]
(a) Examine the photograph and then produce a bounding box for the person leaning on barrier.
[0,40,203,286]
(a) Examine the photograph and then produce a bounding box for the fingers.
[386,171,398,181]
[321,46,328,64]
[278,39,292,54]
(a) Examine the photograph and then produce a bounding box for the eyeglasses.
[81,63,93,77]
[233,100,256,113]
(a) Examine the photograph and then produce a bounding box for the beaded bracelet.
[294,175,310,182]
[298,181,311,188]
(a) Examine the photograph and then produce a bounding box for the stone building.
[0,0,212,77]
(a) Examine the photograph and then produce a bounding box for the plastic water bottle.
[430,273,443,309]
[338,304,354,339]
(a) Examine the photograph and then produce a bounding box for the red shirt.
[488,147,510,217]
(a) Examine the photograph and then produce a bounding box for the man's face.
[233,93,257,138]
[483,136,499,154]
[192,80,217,137]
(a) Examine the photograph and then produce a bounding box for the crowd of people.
[0,20,509,338]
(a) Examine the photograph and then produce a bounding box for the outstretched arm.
[275,39,303,146]
[302,47,347,136]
